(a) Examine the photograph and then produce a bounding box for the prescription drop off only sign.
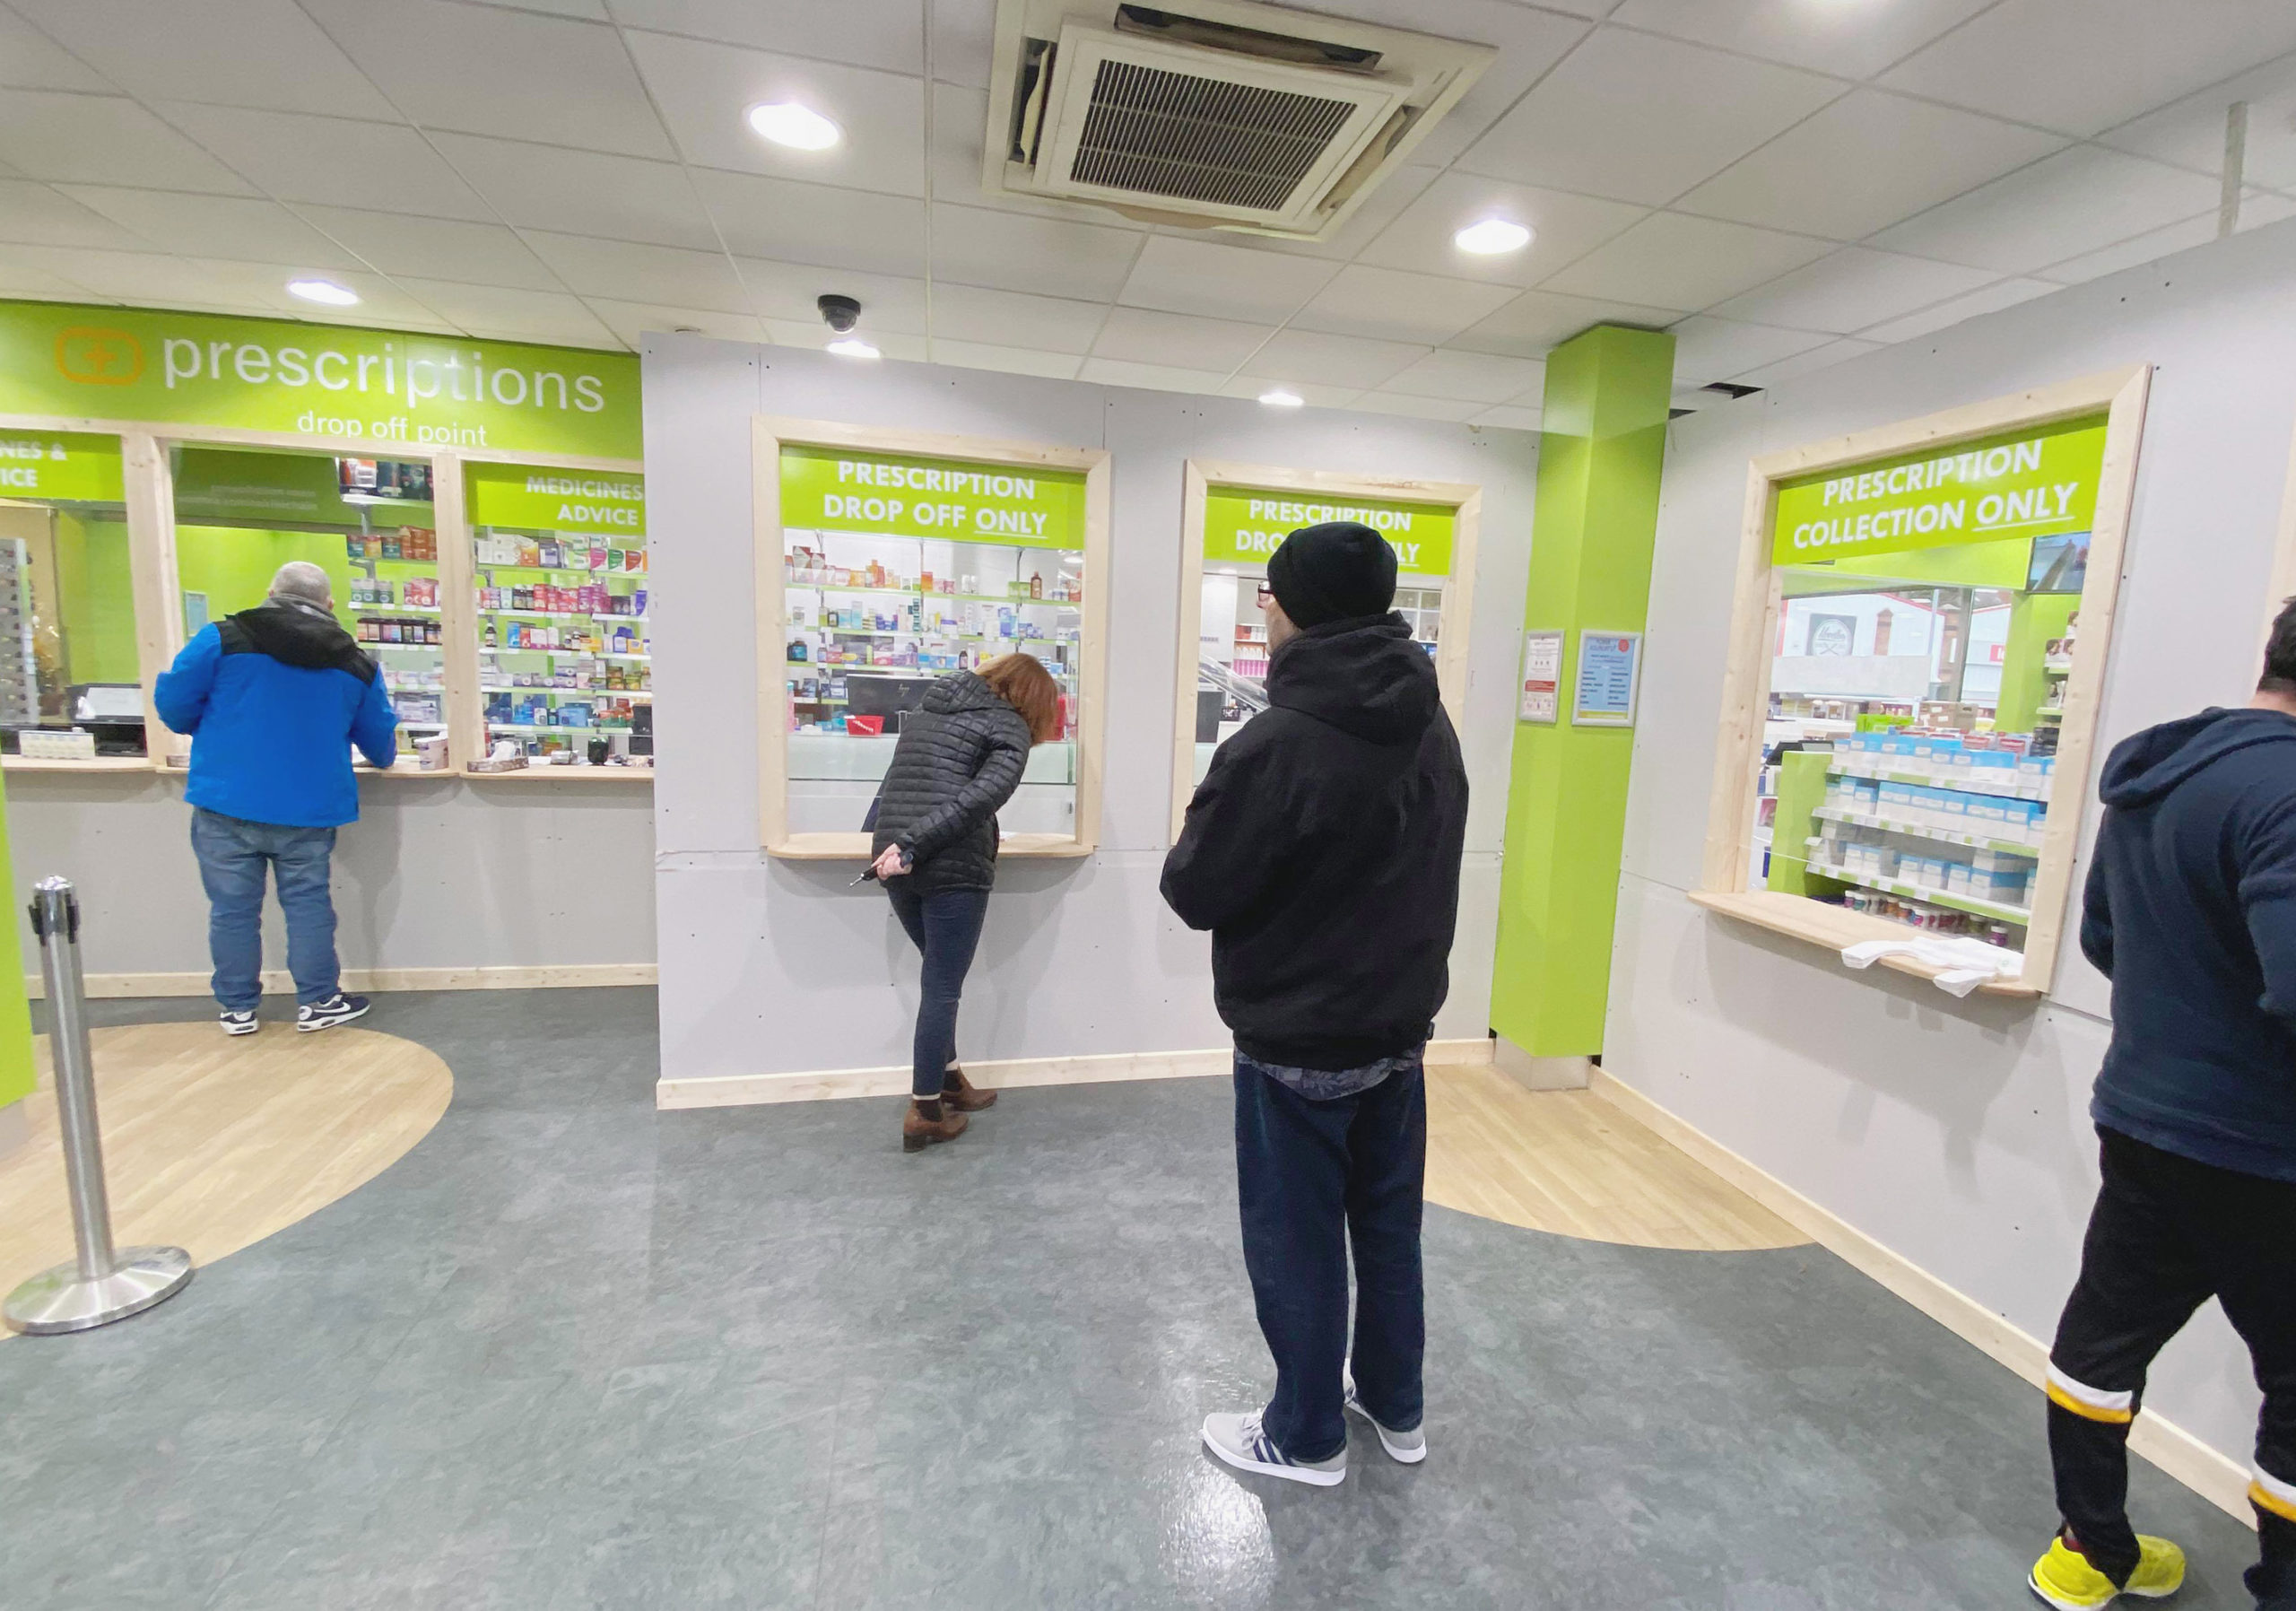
[1202,485,1456,578]
[1770,416,2107,565]
[778,445,1087,549]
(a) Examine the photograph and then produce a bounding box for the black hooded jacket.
[1161,614,1468,1070]
[2083,706,2296,1181]
[868,671,1033,896]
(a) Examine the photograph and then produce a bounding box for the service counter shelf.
[1687,889,2040,998]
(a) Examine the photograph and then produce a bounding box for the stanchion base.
[4,1247,193,1335]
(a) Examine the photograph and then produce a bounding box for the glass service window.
[0,431,135,753]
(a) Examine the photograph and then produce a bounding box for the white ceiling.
[1,0,2292,428]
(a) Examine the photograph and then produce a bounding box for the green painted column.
[1490,324,1674,1061]
[0,771,35,1127]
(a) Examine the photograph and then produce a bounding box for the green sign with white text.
[469,462,646,536]
[0,300,641,461]
[1772,415,2107,565]
[0,430,123,503]
[779,444,1084,549]
[1203,484,1455,578]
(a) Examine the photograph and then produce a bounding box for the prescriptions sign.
[1202,484,1455,578]
[0,299,640,460]
[1771,416,2106,565]
[778,444,1086,549]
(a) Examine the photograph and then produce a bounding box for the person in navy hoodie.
[2027,598,2296,1611]
[155,561,397,1036]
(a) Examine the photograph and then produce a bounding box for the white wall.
[1612,216,2296,1468]
[643,336,1536,1086]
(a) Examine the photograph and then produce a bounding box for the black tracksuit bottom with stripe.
[2048,1127,2296,1606]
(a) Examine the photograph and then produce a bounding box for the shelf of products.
[1805,856,2032,927]
[470,520,651,760]
[1811,805,2040,859]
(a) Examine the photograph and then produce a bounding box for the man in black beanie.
[1162,520,1469,1487]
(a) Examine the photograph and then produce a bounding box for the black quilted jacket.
[868,672,1033,894]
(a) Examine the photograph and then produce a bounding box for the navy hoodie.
[2083,707,2296,1181]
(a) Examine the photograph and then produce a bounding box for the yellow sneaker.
[2029,1533,2187,1607]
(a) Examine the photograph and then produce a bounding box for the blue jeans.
[885,885,990,1099]
[190,806,340,1011]
[1234,1050,1427,1464]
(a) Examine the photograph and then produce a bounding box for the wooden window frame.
[752,414,1112,860]
[1690,365,2153,998]
[1169,458,1481,840]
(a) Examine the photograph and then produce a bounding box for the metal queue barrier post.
[3,877,193,1335]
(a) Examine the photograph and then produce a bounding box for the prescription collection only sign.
[778,445,1087,549]
[1203,485,1455,578]
[1771,416,2107,565]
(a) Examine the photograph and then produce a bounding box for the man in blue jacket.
[155,562,396,1035]
[2029,600,2296,1611]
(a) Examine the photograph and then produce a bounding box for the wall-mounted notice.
[1572,630,1642,728]
[1518,629,1562,723]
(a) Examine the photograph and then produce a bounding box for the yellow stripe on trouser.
[2045,1366,2136,1425]
[2255,1467,2296,1523]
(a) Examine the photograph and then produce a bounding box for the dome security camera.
[817,294,862,334]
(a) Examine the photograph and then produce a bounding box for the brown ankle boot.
[941,1067,998,1112]
[903,1097,969,1153]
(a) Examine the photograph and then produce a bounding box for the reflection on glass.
[470,511,650,763]
[781,528,1082,835]
[0,438,135,753]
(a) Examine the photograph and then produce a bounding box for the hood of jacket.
[1265,614,1439,745]
[2100,706,2296,808]
[224,597,376,684]
[924,669,1008,717]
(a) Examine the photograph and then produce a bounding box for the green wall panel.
[0,770,35,1112]
[54,513,138,684]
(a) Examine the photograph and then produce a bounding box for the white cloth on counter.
[1839,935,2024,997]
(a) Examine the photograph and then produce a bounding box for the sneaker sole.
[222,1021,258,1036]
[1201,1425,1345,1487]
[2028,1571,2179,1609]
[1344,1397,1427,1464]
[297,1004,370,1032]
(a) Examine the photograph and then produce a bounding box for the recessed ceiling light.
[1257,389,1305,407]
[286,278,359,306]
[1453,218,1533,256]
[746,101,841,152]
[826,337,880,360]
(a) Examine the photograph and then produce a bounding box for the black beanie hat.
[1266,521,1397,629]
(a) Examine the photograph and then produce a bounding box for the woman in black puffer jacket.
[866,653,1063,1152]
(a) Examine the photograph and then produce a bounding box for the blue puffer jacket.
[155,598,398,828]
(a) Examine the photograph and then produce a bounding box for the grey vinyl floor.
[0,988,2260,1609]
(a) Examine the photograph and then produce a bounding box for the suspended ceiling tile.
[1857,277,2058,344]
[396,278,622,346]
[763,321,929,361]
[1608,0,1996,80]
[927,340,1083,380]
[1457,29,1843,206]
[55,187,365,270]
[0,179,152,250]
[1665,315,1833,387]
[1242,327,1428,390]
[735,257,930,333]
[0,246,269,309]
[605,0,926,74]
[623,30,925,196]
[229,266,454,326]
[1870,144,2223,274]
[0,244,101,300]
[2099,56,2296,193]
[1542,213,1830,311]
[930,83,1166,231]
[1076,356,1233,395]
[933,0,996,91]
[300,0,674,159]
[584,298,763,348]
[434,135,720,249]
[1217,376,1364,410]
[2031,213,2228,286]
[0,9,111,92]
[521,232,753,313]
[1353,171,1647,289]
[1381,349,1547,405]
[1232,163,1447,265]
[1676,91,2066,244]
[1351,393,1484,423]
[13,0,397,120]
[1878,0,2296,139]
[1118,237,1340,325]
[1710,248,2001,335]
[291,208,563,291]
[929,283,1110,354]
[929,203,1143,300]
[699,171,927,276]
[0,91,257,194]
[1446,287,1681,358]
[1732,335,1884,388]
[159,105,497,222]
[1291,265,1518,345]
[1090,307,1272,372]
[1473,405,1544,431]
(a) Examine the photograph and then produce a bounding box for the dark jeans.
[2048,1127,2296,1607]
[885,884,990,1099]
[189,806,340,1010]
[1233,1051,1426,1464]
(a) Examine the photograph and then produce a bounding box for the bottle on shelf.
[1030,570,1043,599]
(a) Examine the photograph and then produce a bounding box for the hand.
[871,844,911,881]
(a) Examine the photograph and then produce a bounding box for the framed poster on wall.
[1571,631,1641,727]
[1518,629,1562,723]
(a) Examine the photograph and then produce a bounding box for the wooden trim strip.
[25,963,656,1000]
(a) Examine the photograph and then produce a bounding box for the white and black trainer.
[1199,1409,1346,1487]
[219,1008,258,1036]
[296,993,370,1032]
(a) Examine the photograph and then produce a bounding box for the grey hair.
[269,561,333,607]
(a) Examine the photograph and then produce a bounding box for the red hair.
[977,653,1062,743]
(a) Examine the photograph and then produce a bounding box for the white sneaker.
[1342,1366,1427,1464]
[1200,1409,1346,1486]
[219,1008,258,1036]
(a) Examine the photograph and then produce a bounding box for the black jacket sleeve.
[1161,736,1291,932]
[2079,832,2115,979]
[897,717,1028,864]
[2238,793,2296,1028]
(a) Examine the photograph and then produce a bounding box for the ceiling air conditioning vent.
[985,0,1492,241]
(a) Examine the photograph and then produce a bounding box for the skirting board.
[0,1099,26,1161]
[657,1034,1499,1110]
[25,963,656,1000]
[1588,1069,2255,1526]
